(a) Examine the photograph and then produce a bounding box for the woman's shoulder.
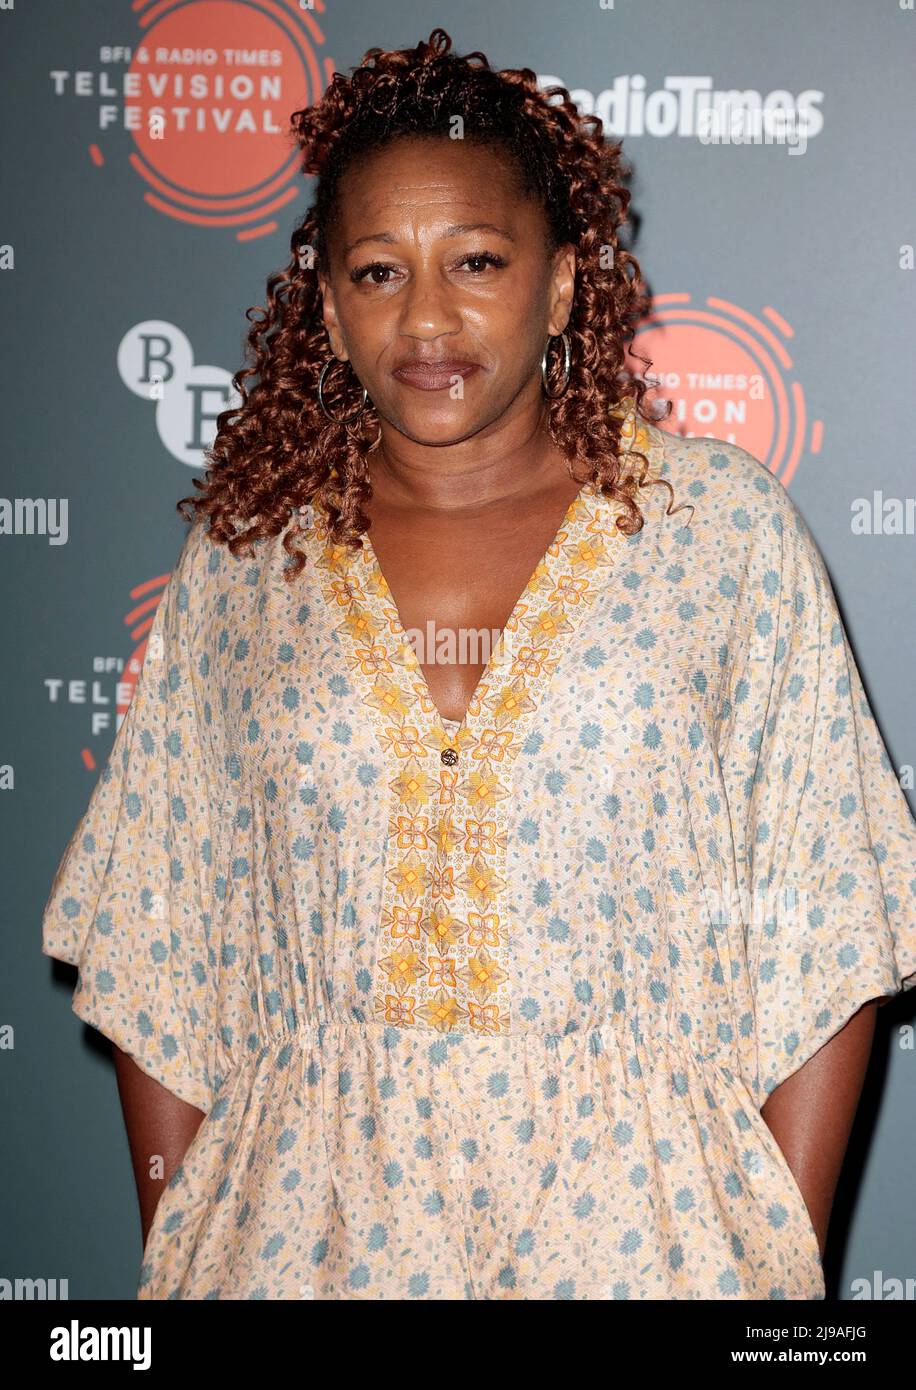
[644,423,819,568]
[174,514,278,595]
[650,422,785,508]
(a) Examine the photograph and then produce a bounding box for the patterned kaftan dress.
[43,400,916,1299]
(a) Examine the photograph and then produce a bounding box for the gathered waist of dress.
[211,1013,745,1102]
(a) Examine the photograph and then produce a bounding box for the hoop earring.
[318,356,368,423]
[541,332,572,398]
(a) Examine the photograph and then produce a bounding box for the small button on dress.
[42,397,916,1300]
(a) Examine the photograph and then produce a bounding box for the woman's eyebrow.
[342,221,516,256]
[444,221,515,241]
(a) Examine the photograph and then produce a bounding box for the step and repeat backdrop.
[2,0,915,1300]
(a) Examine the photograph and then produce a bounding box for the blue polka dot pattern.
[42,402,916,1299]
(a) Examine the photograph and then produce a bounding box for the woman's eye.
[350,251,506,285]
[458,252,505,273]
[351,263,396,285]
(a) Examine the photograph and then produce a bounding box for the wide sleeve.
[41,523,217,1113]
[718,496,916,1104]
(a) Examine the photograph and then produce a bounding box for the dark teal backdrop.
[2,0,915,1300]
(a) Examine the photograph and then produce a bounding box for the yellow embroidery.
[307,396,666,1035]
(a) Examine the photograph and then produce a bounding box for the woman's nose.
[398,269,463,338]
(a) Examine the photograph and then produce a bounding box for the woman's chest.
[204,545,729,800]
[362,483,590,726]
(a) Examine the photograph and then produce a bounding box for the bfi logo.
[117,320,241,468]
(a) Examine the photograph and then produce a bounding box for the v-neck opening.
[298,399,669,1040]
[357,477,594,747]
[304,396,668,764]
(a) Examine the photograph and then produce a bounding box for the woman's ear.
[547,242,577,336]
[317,276,347,361]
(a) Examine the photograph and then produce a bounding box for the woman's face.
[318,136,576,448]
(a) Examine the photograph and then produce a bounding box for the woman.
[43,29,916,1300]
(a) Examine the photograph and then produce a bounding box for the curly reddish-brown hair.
[178,27,682,579]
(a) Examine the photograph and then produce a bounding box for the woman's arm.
[112,1044,206,1247]
[760,999,878,1258]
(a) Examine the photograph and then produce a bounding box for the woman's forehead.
[334,143,534,234]
[339,137,520,199]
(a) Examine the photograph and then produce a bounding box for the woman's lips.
[391,362,480,392]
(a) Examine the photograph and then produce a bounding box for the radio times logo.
[537,72,823,151]
[49,0,336,240]
[633,293,821,486]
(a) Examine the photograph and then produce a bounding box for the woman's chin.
[381,405,489,448]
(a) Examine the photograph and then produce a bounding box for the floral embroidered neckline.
[306,398,668,758]
[300,400,668,1035]
[353,476,592,753]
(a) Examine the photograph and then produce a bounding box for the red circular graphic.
[631,294,821,486]
[129,1,306,196]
